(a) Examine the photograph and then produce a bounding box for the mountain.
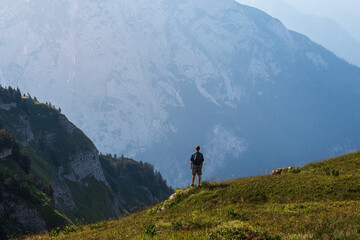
[27,151,360,239]
[0,86,172,237]
[0,0,360,187]
[236,0,360,66]
[280,0,360,43]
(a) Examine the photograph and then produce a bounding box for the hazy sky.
[282,0,360,41]
[237,0,360,42]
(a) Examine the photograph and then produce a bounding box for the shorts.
[192,167,202,176]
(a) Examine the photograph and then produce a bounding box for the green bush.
[144,223,156,236]
[48,227,60,237]
[228,209,238,218]
[63,225,76,234]
[289,167,301,174]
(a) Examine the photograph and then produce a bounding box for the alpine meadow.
[22,151,360,239]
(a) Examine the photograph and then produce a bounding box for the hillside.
[0,86,172,238]
[0,129,67,239]
[25,150,360,239]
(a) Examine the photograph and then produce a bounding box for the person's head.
[196,145,200,152]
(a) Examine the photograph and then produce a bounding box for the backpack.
[192,152,203,165]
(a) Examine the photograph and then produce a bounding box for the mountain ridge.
[0,86,172,238]
[236,0,360,67]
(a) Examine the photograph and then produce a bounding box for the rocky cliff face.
[64,148,107,185]
[0,192,47,232]
[0,148,12,159]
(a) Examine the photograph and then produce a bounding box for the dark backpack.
[192,152,203,165]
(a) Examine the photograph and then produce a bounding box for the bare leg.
[191,175,195,186]
[198,175,201,186]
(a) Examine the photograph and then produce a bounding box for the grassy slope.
[24,151,360,239]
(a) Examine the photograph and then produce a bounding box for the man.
[190,145,204,187]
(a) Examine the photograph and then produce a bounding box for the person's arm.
[201,154,204,169]
[190,154,193,169]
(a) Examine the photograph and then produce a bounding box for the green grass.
[22,151,360,239]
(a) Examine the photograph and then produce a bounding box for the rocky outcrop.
[51,177,76,213]
[16,115,34,146]
[271,167,301,175]
[10,203,47,232]
[53,146,115,217]
[0,192,47,233]
[58,115,75,135]
[63,147,108,186]
[0,147,12,159]
[0,102,16,111]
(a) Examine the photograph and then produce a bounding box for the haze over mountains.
[236,0,360,66]
[281,0,360,42]
[0,0,360,187]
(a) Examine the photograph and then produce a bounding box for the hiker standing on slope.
[190,145,204,187]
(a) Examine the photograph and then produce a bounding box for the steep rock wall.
[0,192,47,233]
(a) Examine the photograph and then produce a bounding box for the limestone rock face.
[58,115,76,135]
[0,192,47,233]
[0,102,16,111]
[10,203,47,232]
[65,147,108,185]
[51,177,77,213]
[0,147,12,159]
[16,115,35,146]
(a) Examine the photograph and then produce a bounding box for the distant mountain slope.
[0,0,359,187]
[27,150,360,239]
[236,0,360,66]
[0,86,172,238]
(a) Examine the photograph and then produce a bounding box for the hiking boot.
[191,184,194,187]
[197,184,201,187]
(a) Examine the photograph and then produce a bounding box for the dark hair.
[196,145,200,151]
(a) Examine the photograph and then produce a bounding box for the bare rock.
[0,102,17,111]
